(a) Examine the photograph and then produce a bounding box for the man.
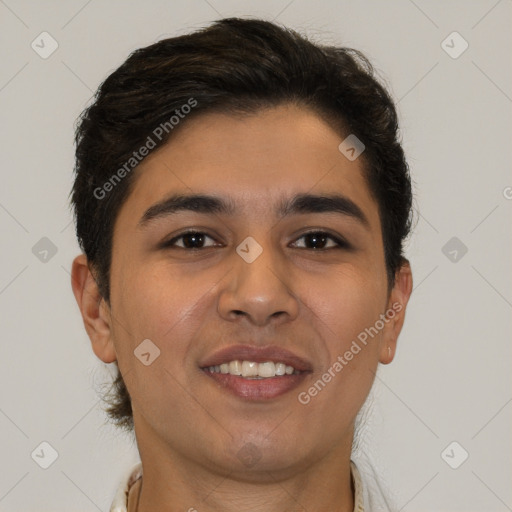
[70,17,413,511]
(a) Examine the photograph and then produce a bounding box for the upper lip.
[199,344,313,372]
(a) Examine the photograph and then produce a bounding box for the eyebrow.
[137,192,370,229]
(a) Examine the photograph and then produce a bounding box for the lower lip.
[202,370,309,400]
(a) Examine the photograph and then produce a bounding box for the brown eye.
[165,231,218,249]
[291,231,348,250]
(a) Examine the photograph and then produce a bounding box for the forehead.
[116,104,379,229]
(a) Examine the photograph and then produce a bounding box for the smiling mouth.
[203,360,302,378]
[200,359,310,400]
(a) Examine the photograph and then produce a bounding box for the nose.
[217,242,300,327]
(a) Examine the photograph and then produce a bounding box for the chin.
[220,436,314,479]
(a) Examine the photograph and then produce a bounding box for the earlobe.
[379,259,413,364]
[71,254,117,364]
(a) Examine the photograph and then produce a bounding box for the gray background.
[1,0,511,510]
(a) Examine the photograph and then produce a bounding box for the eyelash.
[162,230,350,251]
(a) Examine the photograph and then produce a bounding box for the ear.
[379,259,413,364]
[71,254,117,363]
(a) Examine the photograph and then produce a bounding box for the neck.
[133,425,355,512]
[136,461,354,512]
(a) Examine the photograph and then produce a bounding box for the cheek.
[112,260,228,372]
[301,263,386,411]
[310,266,386,348]
[110,266,214,418]
[295,271,385,428]
[121,267,208,343]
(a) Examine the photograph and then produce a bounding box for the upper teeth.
[206,360,298,378]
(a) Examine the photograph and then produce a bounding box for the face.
[73,104,412,480]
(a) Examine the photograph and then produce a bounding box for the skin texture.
[71,104,413,512]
